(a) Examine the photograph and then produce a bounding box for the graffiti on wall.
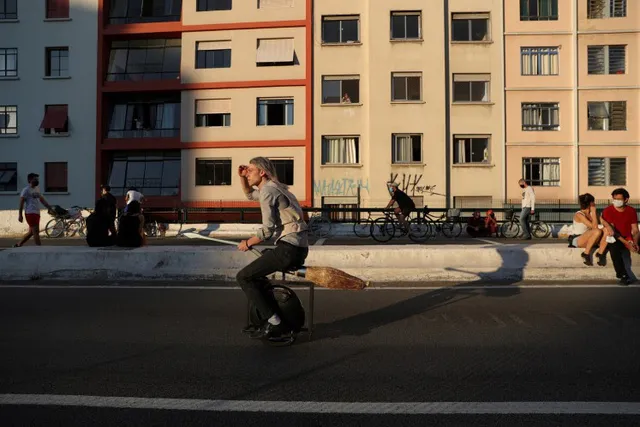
[314,178,370,197]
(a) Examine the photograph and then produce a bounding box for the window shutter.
[609,101,626,130]
[608,158,626,185]
[588,158,606,186]
[608,45,626,74]
[588,46,605,74]
[196,99,231,114]
[197,41,231,51]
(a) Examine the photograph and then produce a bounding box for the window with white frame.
[257,98,293,126]
[453,136,490,164]
[392,134,422,164]
[0,0,17,20]
[521,47,559,76]
[587,101,626,131]
[451,13,490,42]
[522,103,559,131]
[588,45,625,74]
[196,41,231,69]
[588,157,626,186]
[322,15,360,44]
[390,11,421,40]
[391,72,422,101]
[195,99,231,128]
[520,0,558,21]
[522,158,560,187]
[453,74,490,102]
[0,48,17,77]
[588,0,626,19]
[322,75,360,104]
[0,105,17,134]
[321,136,360,165]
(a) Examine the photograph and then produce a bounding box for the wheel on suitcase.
[249,284,306,337]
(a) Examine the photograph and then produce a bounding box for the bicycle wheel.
[353,218,373,238]
[500,221,520,238]
[531,221,551,239]
[45,219,65,238]
[309,216,332,239]
[408,217,430,243]
[66,219,83,237]
[442,220,462,238]
[370,217,395,243]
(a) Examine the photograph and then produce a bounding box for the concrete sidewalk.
[0,244,636,283]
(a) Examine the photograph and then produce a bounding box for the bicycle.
[370,210,427,243]
[353,211,375,238]
[44,205,92,238]
[308,211,332,239]
[500,209,551,239]
[410,207,463,239]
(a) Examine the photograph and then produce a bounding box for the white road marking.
[476,238,503,246]
[508,314,529,326]
[488,313,506,327]
[583,311,613,325]
[555,314,578,326]
[1,394,640,415]
[314,238,327,246]
[0,284,639,291]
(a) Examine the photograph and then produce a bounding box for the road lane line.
[555,314,578,326]
[488,313,506,327]
[508,314,529,327]
[583,311,613,325]
[2,394,640,415]
[476,238,503,246]
[314,238,327,246]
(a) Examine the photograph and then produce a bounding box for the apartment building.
[313,0,504,211]
[505,0,639,202]
[98,0,312,208]
[0,0,98,210]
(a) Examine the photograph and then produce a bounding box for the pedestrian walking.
[518,179,535,240]
[13,173,53,247]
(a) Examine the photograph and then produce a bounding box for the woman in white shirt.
[570,193,604,266]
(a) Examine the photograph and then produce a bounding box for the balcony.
[105,95,181,145]
[108,0,182,25]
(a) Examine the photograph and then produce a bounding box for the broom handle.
[197,235,263,258]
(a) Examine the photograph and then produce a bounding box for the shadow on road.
[313,244,530,342]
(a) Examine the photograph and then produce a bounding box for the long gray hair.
[250,156,288,189]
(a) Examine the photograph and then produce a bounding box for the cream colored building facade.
[505,0,639,203]
[314,0,505,210]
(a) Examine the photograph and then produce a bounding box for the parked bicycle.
[44,205,92,238]
[308,211,332,239]
[500,209,551,239]
[409,206,463,240]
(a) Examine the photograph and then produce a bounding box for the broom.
[182,232,369,290]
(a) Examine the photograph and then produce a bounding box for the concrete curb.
[0,244,636,283]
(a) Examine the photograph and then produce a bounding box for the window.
[453,74,490,102]
[451,13,489,42]
[108,0,182,24]
[0,162,17,192]
[521,47,559,75]
[322,16,359,44]
[40,105,69,135]
[0,105,17,134]
[392,134,422,164]
[588,45,625,75]
[391,11,421,40]
[107,151,180,196]
[256,38,297,67]
[321,136,360,165]
[453,136,489,164]
[259,0,293,8]
[46,47,69,77]
[587,101,626,131]
[0,48,17,77]
[588,0,626,19]
[195,99,231,128]
[46,0,69,19]
[521,103,559,131]
[257,98,293,126]
[44,162,68,193]
[269,159,294,185]
[197,0,231,11]
[108,100,180,138]
[107,39,181,81]
[195,159,232,186]
[322,76,360,104]
[520,0,558,21]
[0,0,18,20]
[391,72,421,101]
[196,41,231,69]
[522,158,560,186]
[588,158,626,186]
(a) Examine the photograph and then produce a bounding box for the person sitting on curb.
[86,198,116,248]
[116,200,146,248]
[485,210,498,237]
[568,193,605,266]
[599,188,639,286]
[466,211,487,238]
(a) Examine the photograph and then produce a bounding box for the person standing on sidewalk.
[600,188,639,286]
[14,173,53,248]
[236,157,309,340]
[101,184,118,236]
[518,179,535,240]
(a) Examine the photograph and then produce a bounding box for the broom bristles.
[302,266,368,290]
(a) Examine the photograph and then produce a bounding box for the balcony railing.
[108,0,182,25]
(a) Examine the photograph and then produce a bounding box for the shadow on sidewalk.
[312,244,530,342]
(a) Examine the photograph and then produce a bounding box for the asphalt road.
[1,283,639,426]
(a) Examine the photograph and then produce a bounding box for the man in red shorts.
[600,188,639,286]
[14,173,53,248]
